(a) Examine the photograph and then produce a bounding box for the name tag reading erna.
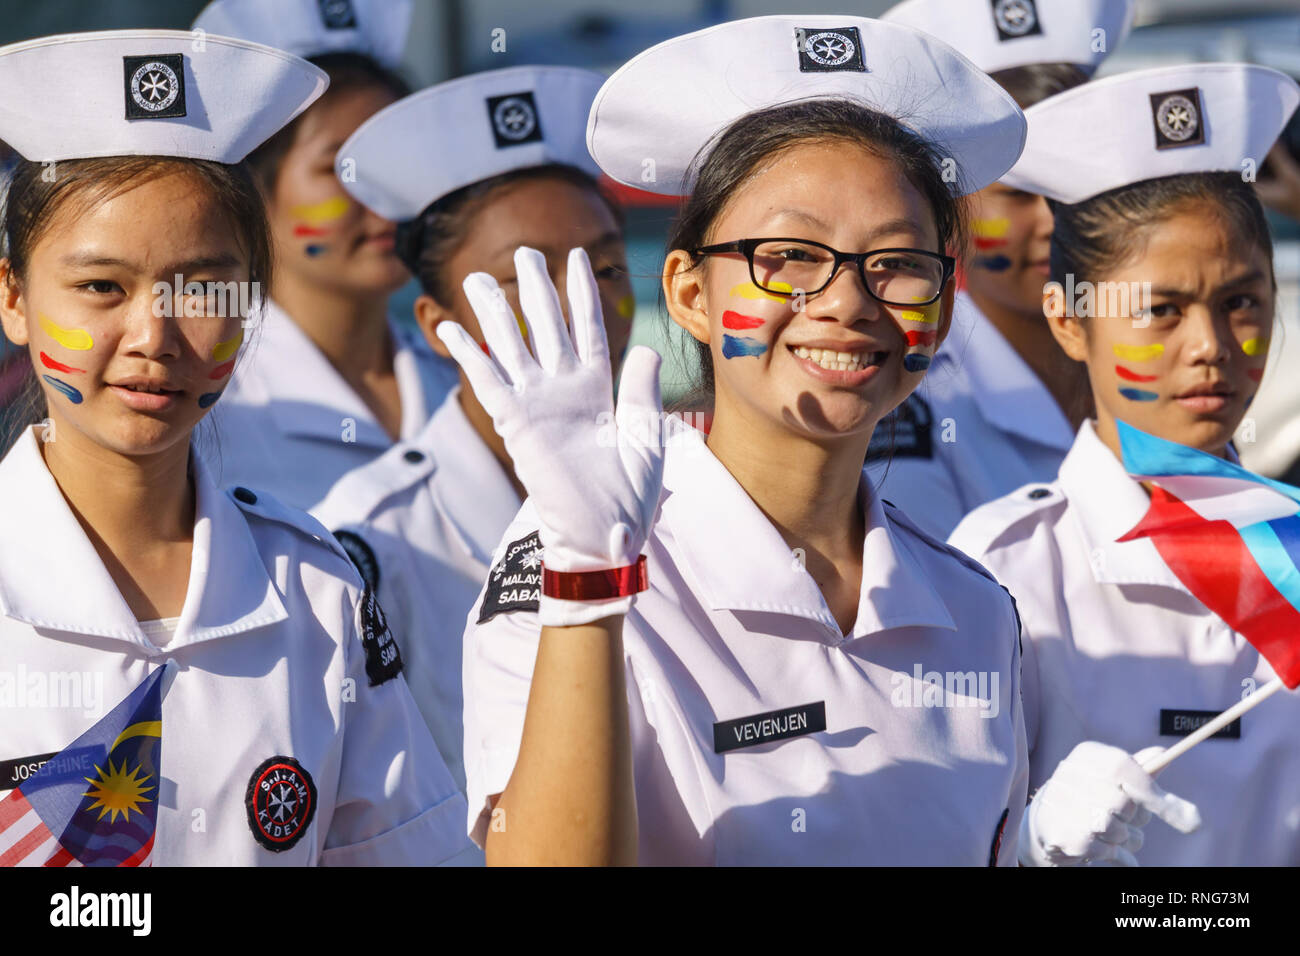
[714,702,827,753]
[1159,708,1241,740]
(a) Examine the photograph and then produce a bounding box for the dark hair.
[245,51,411,197]
[988,62,1089,110]
[1049,172,1276,292]
[397,163,626,306]
[664,98,967,406]
[0,155,273,456]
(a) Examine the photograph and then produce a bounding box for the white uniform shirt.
[463,421,1029,865]
[206,299,459,511]
[951,420,1300,865]
[867,291,1074,539]
[0,427,473,866]
[314,388,521,796]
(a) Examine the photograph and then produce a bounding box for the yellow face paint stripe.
[616,295,636,320]
[39,314,93,350]
[212,331,243,362]
[1112,342,1165,362]
[972,217,1010,239]
[289,196,350,226]
[729,281,791,300]
[1242,337,1266,356]
[900,309,937,323]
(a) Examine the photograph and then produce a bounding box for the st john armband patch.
[359,587,402,686]
[477,531,544,623]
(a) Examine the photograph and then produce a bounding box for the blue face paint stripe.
[1119,387,1158,402]
[721,335,766,359]
[198,391,223,408]
[974,254,1012,272]
[42,375,83,404]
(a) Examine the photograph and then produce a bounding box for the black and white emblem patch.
[866,393,933,461]
[992,0,1042,40]
[245,755,317,852]
[796,26,865,73]
[487,91,543,148]
[1150,88,1205,150]
[359,587,403,686]
[318,0,357,29]
[477,530,544,623]
[334,529,380,592]
[123,54,185,120]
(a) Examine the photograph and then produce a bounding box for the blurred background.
[2,0,1300,472]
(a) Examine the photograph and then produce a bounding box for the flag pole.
[1140,677,1285,776]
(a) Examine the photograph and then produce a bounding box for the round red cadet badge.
[245,755,317,852]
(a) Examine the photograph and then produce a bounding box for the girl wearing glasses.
[952,65,1300,865]
[438,16,1035,865]
[871,0,1136,538]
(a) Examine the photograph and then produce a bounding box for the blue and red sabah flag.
[0,667,164,866]
[1116,419,1300,689]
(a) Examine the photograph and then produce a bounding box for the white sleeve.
[996,586,1032,866]
[461,502,547,848]
[320,581,475,866]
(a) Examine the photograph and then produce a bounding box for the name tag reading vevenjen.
[714,702,827,754]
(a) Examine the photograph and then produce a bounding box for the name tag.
[0,749,101,791]
[713,702,826,753]
[1159,708,1241,739]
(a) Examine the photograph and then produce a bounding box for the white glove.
[1019,742,1201,867]
[436,246,665,627]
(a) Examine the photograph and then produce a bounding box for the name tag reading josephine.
[713,702,827,753]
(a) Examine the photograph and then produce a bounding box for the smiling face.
[417,174,635,375]
[0,168,252,458]
[266,85,409,297]
[1047,201,1274,456]
[665,139,953,441]
[965,182,1054,316]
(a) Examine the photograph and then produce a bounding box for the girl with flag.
[188,0,460,511]
[950,64,1300,865]
[441,15,1033,865]
[0,29,471,866]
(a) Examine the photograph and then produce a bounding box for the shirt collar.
[422,389,521,566]
[659,421,955,639]
[951,291,1074,452]
[0,427,288,651]
[1058,419,1187,589]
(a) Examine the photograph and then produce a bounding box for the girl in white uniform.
[189,0,458,510]
[870,0,1135,538]
[951,64,1300,865]
[312,66,635,796]
[0,30,470,866]
[441,16,1032,865]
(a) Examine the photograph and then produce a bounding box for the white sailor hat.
[338,66,604,222]
[586,15,1025,197]
[1001,63,1300,205]
[881,0,1135,75]
[193,0,411,70]
[0,30,326,164]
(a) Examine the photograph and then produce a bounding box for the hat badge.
[1155,93,1198,143]
[493,96,537,142]
[803,30,856,68]
[130,61,179,113]
[994,0,1038,37]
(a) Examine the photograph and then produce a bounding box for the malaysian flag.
[0,667,164,866]
[1116,420,1300,689]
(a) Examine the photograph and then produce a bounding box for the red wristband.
[541,556,649,601]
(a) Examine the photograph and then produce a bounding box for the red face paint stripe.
[905,330,937,348]
[209,359,236,380]
[972,237,1008,251]
[292,224,331,237]
[721,310,765,330]
[1115,365,1158,383]
[1248,368,1264,382]
[39,352,83,374]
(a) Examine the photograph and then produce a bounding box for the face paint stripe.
[900,309,936,324]
[971,217,1010,239]
[972,237,1008,251]
[973,255,1011,272]
[289,197,350,225]
[1119,387,1159,402]
[305,244,328,257]
[209,359,237,380]
[905,330,937,348]
[1112,342,1164,362]
[197,391,223,409]
[1115,365,1158,383]
[212,332,243,362]
[42,375,83,404]
[38,314,93,351]
[1248,368,1265,383]
[292,224,332,237]
[721,310,765,330]
[721,335,766,359]
[1242,337,1266,356]
[39,352,84,374]
[903,354,931,372]
[728,281,791,301]
[616,295,636,320]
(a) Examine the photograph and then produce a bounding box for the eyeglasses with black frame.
[692,238,955,306]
